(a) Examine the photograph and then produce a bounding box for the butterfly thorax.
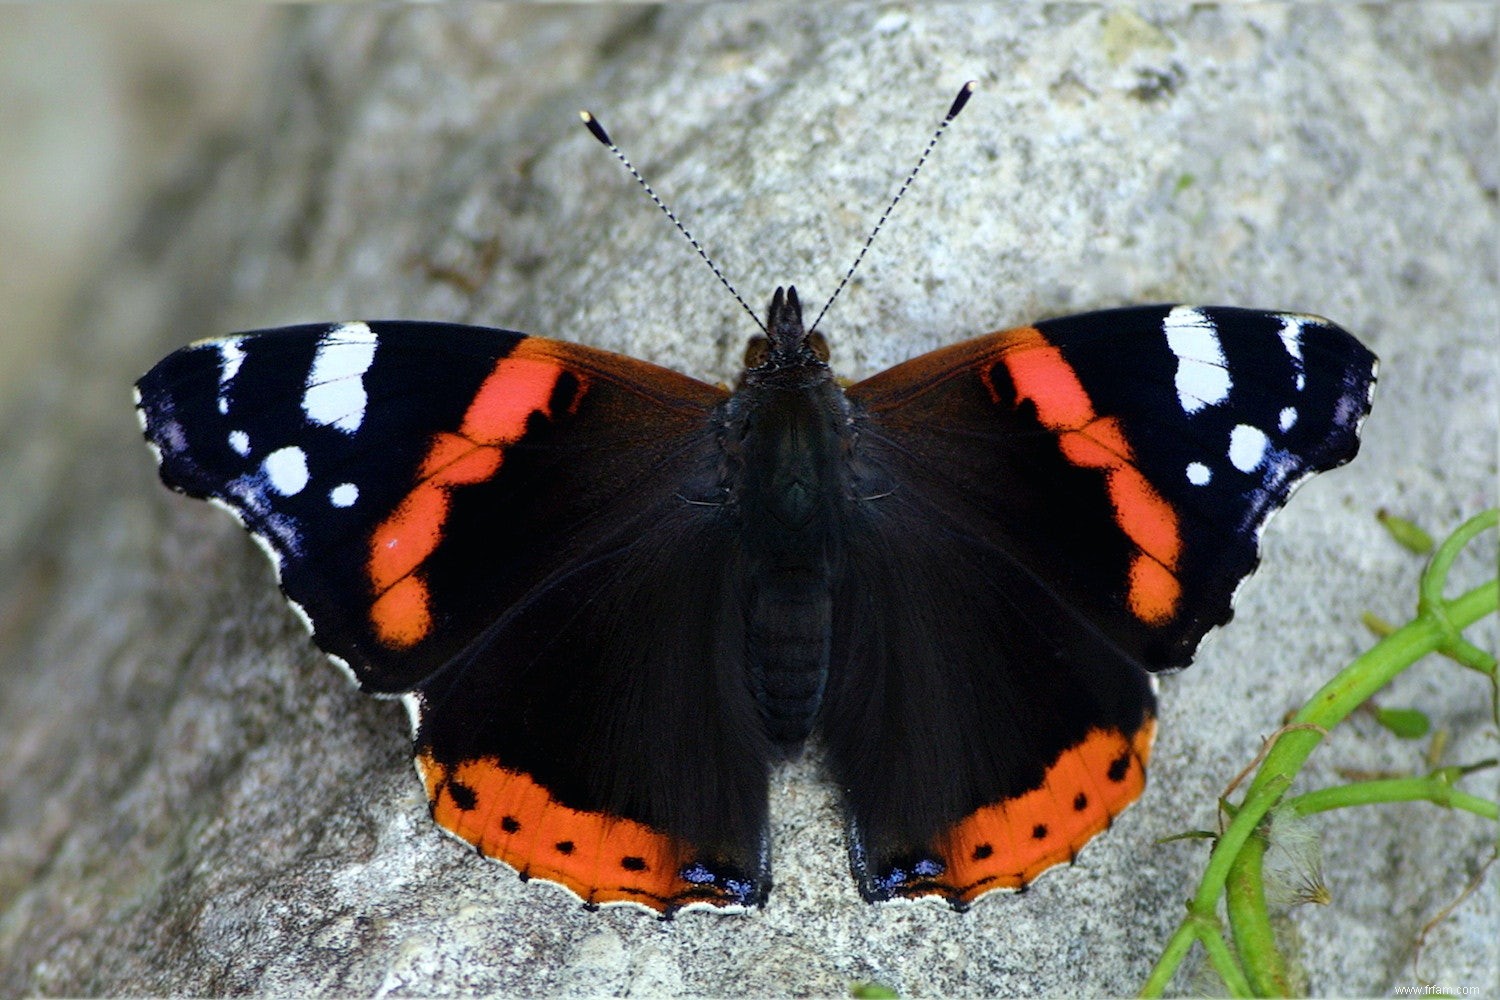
[720,287,851,750]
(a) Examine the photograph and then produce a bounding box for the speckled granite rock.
[1,5,1494,997]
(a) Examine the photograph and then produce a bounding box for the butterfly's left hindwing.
[137,321,775,915]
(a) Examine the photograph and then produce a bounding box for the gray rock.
[1,5,1495,996]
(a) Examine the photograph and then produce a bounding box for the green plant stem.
[1150,919,1205,995]
[1251,578,1496,815]
[1420,510,1499,675]
[1204,582,1493,907]
[1288,777,1498,820]
[1139,774,1293,997]
[1141,575,1497,998]
[1225,831,1290,997]
[1151,915,1256,996]
[1199,922,1257,998]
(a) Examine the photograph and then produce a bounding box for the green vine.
[1140,509,1499,998]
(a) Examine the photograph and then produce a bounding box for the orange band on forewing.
[926,721,1157,905]
[462,355,566,444]
[366,483,448,647]
[1056,415,1131,466]
[418,751,740,913]
[1108,465,1180,570]
[996,329,1183,623]
[370,484,449,590]
[369,577,434,652]
[365,347,581,649]
[418,431,502,483]
[1128,553,1182,624]
[997,328,1094,427]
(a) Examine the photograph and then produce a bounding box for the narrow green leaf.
[1373,705,1431,739]
[1377,509,1435,554]
[1362,611,1395,637]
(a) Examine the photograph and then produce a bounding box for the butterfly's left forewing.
[831,304,1375,906]
[137,321,773,915]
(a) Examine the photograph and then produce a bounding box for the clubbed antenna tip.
[579,110,612,147]
[808,81,978,334]
[580,108,766,334]
[948,80,977,120]
[580,82,978,340]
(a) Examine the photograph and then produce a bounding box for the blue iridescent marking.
[723,878,755,900]
[874,856,945,893]
[678,862,756,902]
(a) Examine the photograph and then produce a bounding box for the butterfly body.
[721,287,850,748]
[137,297,1375,915]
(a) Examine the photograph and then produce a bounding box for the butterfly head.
[742,286,830,381]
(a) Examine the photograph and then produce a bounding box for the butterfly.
[134,85,1377,916]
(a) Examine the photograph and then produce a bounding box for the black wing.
[824,305,1375,905]
[138,321,772,914]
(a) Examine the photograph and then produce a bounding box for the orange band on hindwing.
[987,328,1184,624]
[367,343,583,649]
[887,721,1156,905]
[417,751,751,914]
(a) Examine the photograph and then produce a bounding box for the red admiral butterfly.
[135,84,1376,916]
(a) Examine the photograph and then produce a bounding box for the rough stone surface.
[1,5,1495,997]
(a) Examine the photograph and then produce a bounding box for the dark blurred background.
[0,7,275,404]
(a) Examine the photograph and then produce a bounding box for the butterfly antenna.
[808,80,976,335]
[580,110,767,334]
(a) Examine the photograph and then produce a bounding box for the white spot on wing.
[303,322,377,432]
[329,482,358,507]
[1229,424,1269,472]
[1164,306,1230,413]
[1278,317,1304,359]
[1186,461,1212,486]
[1279,406,1297,432]
[263,446,309,496]
[218,340,245,415]
[228,429,250,456]
[1276,315,1309,392]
